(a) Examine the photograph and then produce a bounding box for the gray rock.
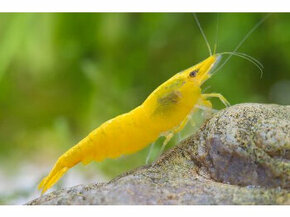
[27,103,290,205]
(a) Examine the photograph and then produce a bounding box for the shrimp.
[38,14,268,194]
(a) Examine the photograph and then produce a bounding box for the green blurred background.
[0,13,289,204]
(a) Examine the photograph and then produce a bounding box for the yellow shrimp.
[39,55,225,194]
[38,14,268,194]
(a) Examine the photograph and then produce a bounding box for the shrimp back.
[38,55,219,194]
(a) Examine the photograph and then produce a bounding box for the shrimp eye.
[189,69,199,77]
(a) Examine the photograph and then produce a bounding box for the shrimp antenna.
[193,13,212,56]
[219,51,264,77]
[213,14,270,76]
[213,13,219,54]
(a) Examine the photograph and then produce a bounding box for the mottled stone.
[27,103,290,205]
[192,103,290,189]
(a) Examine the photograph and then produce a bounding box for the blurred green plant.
[0,13,290,204]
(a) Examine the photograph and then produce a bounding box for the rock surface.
[28,103,290,205]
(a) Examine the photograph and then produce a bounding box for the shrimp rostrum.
[39,15,267,194]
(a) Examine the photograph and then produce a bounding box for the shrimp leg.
[145,142,155,164]
[202,93,230,107]
[158,114,191,157]
[159,132,174,156]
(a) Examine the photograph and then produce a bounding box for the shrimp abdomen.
[38,106,159,193]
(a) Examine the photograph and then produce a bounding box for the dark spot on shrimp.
[153,91,182,115]
[158,91,181,106]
